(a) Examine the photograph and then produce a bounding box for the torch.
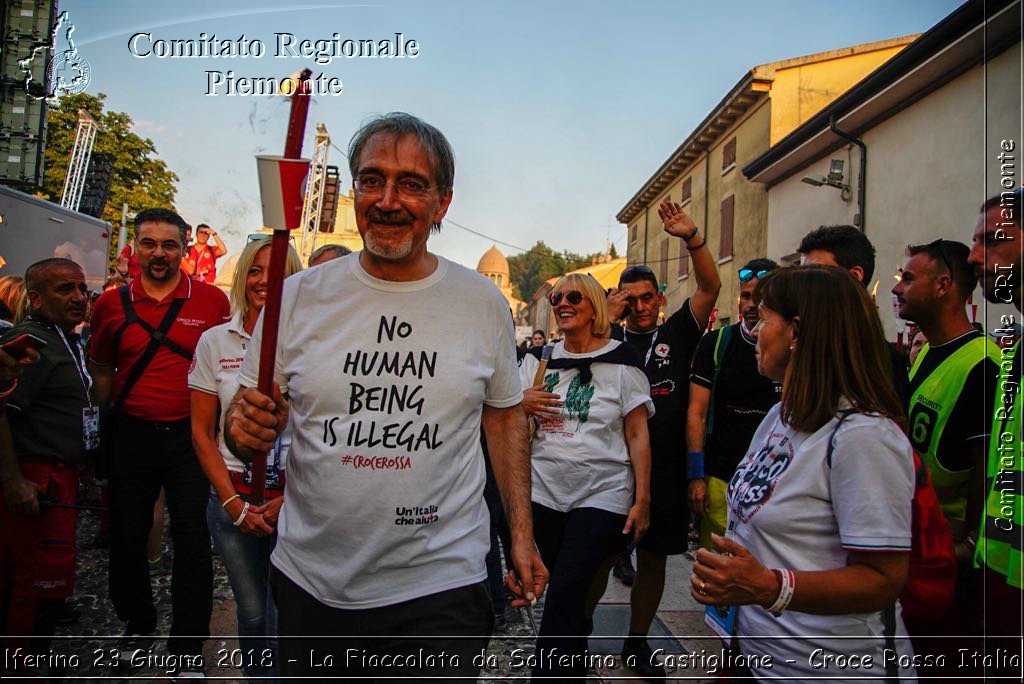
[250,68,313,502]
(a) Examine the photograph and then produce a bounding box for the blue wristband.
[687,451,705,480]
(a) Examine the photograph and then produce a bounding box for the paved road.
[44,506,715,682]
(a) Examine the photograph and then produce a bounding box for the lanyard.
[55,325,93,406]
[626,327,659,368]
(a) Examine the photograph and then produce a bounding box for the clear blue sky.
[62,0,962,269]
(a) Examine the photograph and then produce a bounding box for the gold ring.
[699,580,707,595]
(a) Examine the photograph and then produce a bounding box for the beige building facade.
[618,38,916,325]
[744,0,1021,339]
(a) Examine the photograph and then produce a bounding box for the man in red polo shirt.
[89,208,229,672]
[188,223,228,284]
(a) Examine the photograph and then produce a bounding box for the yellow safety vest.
[907,336,1001,524]
[975,341,1023,589]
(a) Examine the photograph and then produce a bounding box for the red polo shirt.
[89,275,230,421]
[188,244,219,284]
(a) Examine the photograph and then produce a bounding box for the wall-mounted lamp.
[800,159,852,201]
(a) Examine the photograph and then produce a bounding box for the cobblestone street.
[46,504,711,682]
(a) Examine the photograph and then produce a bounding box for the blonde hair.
[230,238,303,320]
[552,272,610,339]
[0,276,26,324]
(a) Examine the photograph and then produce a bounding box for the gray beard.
[363,230,413,261]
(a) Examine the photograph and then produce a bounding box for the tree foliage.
[41,92,179,260]
[507,241,603,301]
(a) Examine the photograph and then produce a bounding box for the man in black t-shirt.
[798,225,911,405]
[687,259,781,548]
[597,199,720,680]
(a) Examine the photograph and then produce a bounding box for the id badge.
[82,406,100,451]
[704,603,737,642]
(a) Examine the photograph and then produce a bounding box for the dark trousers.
[531,503,629,681]
[271,566,493,682]
[483,447,513,613]
[107,414,212,656]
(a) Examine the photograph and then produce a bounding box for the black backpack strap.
[111,296,189,413]
[109,285,137,360]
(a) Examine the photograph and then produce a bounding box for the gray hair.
[348,112,456,195]
[308,243,351,266]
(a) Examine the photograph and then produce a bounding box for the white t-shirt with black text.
[238,253,523,609]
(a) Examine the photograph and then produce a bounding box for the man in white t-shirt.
[225,113,547,679]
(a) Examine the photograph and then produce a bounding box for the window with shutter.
[678,249,689,278]
[631,224,637,243]
[680,177,692,204]
[720,195,734,259]
[722,138,736,170]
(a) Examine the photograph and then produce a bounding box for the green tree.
[507,241,600,301]
[41,92,179,262]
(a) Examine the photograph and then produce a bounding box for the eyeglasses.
[354,173,435,200]
[549,290,585,307]
[739,268,770,283]
[138,238,182,252]
[246,233,296,244]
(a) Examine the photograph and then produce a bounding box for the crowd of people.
[0,111,1019,682]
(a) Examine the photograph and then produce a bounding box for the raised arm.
[210,231,228,258]
[658,199,721,328]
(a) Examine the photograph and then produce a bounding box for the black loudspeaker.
[318,165,340,233]
[78,152,113,218]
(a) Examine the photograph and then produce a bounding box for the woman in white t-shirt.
[520,272,654,681]
[689,265,917,681]
[188,237,303,680]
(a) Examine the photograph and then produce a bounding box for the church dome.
[477,245,509,275]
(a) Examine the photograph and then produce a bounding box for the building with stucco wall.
[618,37,916,326]
[743,0,1020,339]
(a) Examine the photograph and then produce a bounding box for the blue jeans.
[206,490,278,680]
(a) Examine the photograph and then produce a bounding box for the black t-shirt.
[612,298,704,458]
[690,323,782,481]
[908,330,998,473]
[888,343,911,408]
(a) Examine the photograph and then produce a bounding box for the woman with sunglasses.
[520,272,653,681]
[188,237,304,681]
[690,266,917,680]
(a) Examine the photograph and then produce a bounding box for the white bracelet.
[232,501,250,527]
[767,568,795,617]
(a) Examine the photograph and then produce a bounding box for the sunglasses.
[246,233,296,244]
[549,290,585,307]
[739,268,770,283]
[621,265,655,278]
[926,238,954,275]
